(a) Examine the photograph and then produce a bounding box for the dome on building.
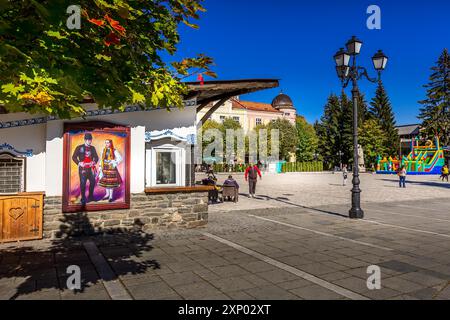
[271,92,295,110]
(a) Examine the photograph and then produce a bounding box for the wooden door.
[0,193,43,242]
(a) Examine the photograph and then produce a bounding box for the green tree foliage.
[369,81,399,155]
[222,117,244,156]
[201,118,244,159]
[316,92,370,169]
[266,118,298,161]
[296,116,318,162]
[0,0,215,118]
[315,94,341,168]
[418,48,450,145]
[201,119,223,156]
[340,91,369,165]
[358,119,388,167]
[339,91,353,165]
[222,117,242,132]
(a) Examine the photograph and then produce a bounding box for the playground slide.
[377,149,444,175]
[422,150,443,174]
[377,136,445,175]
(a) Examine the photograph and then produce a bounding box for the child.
[398,166,407,188]
[342,165,348,186]
[441,165,449,182]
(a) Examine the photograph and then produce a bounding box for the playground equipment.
[377,136,445,175]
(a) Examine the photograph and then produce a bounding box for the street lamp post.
[333,36,388,219]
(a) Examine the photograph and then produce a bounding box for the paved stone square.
[1,173,449,300]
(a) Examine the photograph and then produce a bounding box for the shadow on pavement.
[381,179,450,189]
[256,194,348,218]
[1,213,160,300]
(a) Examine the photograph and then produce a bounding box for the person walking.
[342,164,348,186]
[398,166,407,188]
[245,163,262,198]
[440,165,449,182]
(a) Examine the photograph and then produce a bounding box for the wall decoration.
[62,122,130,213]
[0,99,196,130]
[0,143,33,157]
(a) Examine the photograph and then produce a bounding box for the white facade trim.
[145,143,186,188]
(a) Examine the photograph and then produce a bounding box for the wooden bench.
[221,185,239,203]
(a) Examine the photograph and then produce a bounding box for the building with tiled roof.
[197,92,297,134]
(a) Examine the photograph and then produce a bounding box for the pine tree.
[316,94,342,168]
[359,119,388,167]
[317,92,370,169]
[418,49,450,146]
[296,116,319,162]
[369,81,399,155]
[340,92,353,165]
[357,93,370,125]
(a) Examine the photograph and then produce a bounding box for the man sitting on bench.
[223,175,239,202]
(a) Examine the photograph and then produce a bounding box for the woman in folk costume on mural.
[98,139,123,202]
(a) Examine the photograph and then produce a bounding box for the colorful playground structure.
[377,136,445,175]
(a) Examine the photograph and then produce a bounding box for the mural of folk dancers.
[98,139,123,202]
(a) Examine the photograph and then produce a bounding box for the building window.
[256,118,262,126]
[0,153,25,194]
[219,116,226,123]
[156,152,177,185]
[233,116,240,123]
[146,144,186,188]
[284,113,290,116]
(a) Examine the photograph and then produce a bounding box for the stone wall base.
[43,192,209,238]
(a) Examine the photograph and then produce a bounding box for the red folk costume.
[99,140,122,188]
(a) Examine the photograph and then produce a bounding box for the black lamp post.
[333,36,388,219]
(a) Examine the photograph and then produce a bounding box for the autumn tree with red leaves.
[0,0,215,118]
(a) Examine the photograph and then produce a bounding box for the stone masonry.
[43,192,209,238]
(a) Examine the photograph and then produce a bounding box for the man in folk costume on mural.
[72,133,99,205]
[98,139,123,202]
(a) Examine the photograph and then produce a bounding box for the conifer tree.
[418,49,450,145]
[316,94,341,168]
[369,81,399,155]
[340,92,353,165]
[357,93,370,125]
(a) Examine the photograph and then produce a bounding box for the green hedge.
[281,161,324,173]
[211,161,324,173]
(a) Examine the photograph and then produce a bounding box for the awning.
[185,79,279,106]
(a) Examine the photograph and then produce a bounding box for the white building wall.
[0,124,46,192]
[130,125,146,193]
[1,106,196,196]
[45,121,64,196]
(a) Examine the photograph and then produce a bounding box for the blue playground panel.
[276,161,286,173]
[377,166,442,175]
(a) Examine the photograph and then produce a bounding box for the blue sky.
[171,0,450,125]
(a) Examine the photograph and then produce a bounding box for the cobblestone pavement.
[1,173,450,300]
[207,172,450,212]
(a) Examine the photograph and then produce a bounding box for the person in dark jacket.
[72,133,99,205]
[245,164,262,198]
[223,175,239,189]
